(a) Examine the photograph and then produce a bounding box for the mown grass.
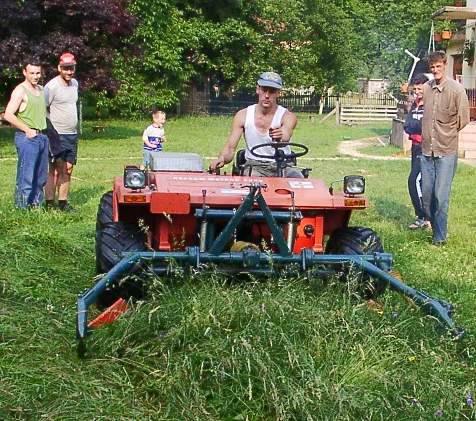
[0,116,475,419]
[359,143,404,157]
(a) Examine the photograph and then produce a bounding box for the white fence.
[338,103,398,124]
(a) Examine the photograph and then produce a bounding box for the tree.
[356,0,449,81]
[109,0,375,116]
[0,0,134,100]
[1,0,447,114]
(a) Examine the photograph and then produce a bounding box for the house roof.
[432,6,476,20]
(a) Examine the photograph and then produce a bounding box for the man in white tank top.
[210,72,302,177]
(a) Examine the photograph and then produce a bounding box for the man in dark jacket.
[404,73,430,230]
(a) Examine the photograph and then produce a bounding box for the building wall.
[442,0,476,88]
[463,0,476,121]
[357,78,391,94]
[462,0,476,88]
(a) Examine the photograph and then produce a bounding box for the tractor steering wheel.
[249,142,308,177]
[250,142,308,161]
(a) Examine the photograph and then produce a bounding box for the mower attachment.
[77,247,462,353]
[78,183,463,355]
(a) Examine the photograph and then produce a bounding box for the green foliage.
[462,40,475,65]
[358,0,449,81]
[104,0,452,117]
[108,0,395,116]
[435,19,458,33]
[1,0,454,117]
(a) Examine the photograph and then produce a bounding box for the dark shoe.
[58,202,76,213]
[432,240,446,247]
[45,200,56,210]
[27,204,41,211]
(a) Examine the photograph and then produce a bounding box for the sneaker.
[58,202,76,213]
[408,218,427,230]
[431,239,446,247]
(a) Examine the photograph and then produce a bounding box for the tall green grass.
[0,117,475,419]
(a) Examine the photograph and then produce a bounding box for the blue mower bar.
[76,247,463,348]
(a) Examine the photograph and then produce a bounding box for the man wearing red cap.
[44,52,79,212]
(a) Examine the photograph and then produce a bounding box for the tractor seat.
[232,149,247,176]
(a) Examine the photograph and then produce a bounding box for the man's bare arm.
[210,109,246,170]
[4,87,37,138]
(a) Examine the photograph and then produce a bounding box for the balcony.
[432,5,476,20]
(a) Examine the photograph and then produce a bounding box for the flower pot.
[454,0,465,7]
[441,30,452,40]
[433,33,443,42]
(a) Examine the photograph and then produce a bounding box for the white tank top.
[244,104,291,161]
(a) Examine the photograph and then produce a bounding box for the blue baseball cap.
[257,72,283,89]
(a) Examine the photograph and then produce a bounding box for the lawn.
[0,116,475,419]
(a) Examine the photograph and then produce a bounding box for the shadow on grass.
[70,185,108,205]
[374,196,411,223]
[369,127,391,137]
[81,125,138,141]
[0,126,14,144]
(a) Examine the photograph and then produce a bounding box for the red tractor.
[77,144,461,354]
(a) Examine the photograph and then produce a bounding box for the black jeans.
[408,143,424,219]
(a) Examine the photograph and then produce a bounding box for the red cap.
[59,52,76,66]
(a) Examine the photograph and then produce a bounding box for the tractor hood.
[114,172,367,211]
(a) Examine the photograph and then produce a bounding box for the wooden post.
[335,99,340,125]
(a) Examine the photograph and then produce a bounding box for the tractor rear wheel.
[325,226,387,298]
[96,221,147,308]
[95,191,114,273]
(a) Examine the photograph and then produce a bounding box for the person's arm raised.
[269,110,297,142]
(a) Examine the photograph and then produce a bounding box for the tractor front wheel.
[95,191,114,273]
[96,221,147,308]
[325,227,386,299]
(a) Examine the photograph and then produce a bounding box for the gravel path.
[338,137,407,160]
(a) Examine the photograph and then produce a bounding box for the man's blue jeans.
[420,153,458,242]
[14,131,49,208]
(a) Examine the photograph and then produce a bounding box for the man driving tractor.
[210,72,303,178]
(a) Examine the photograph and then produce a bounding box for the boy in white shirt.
[142,109,166,168]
